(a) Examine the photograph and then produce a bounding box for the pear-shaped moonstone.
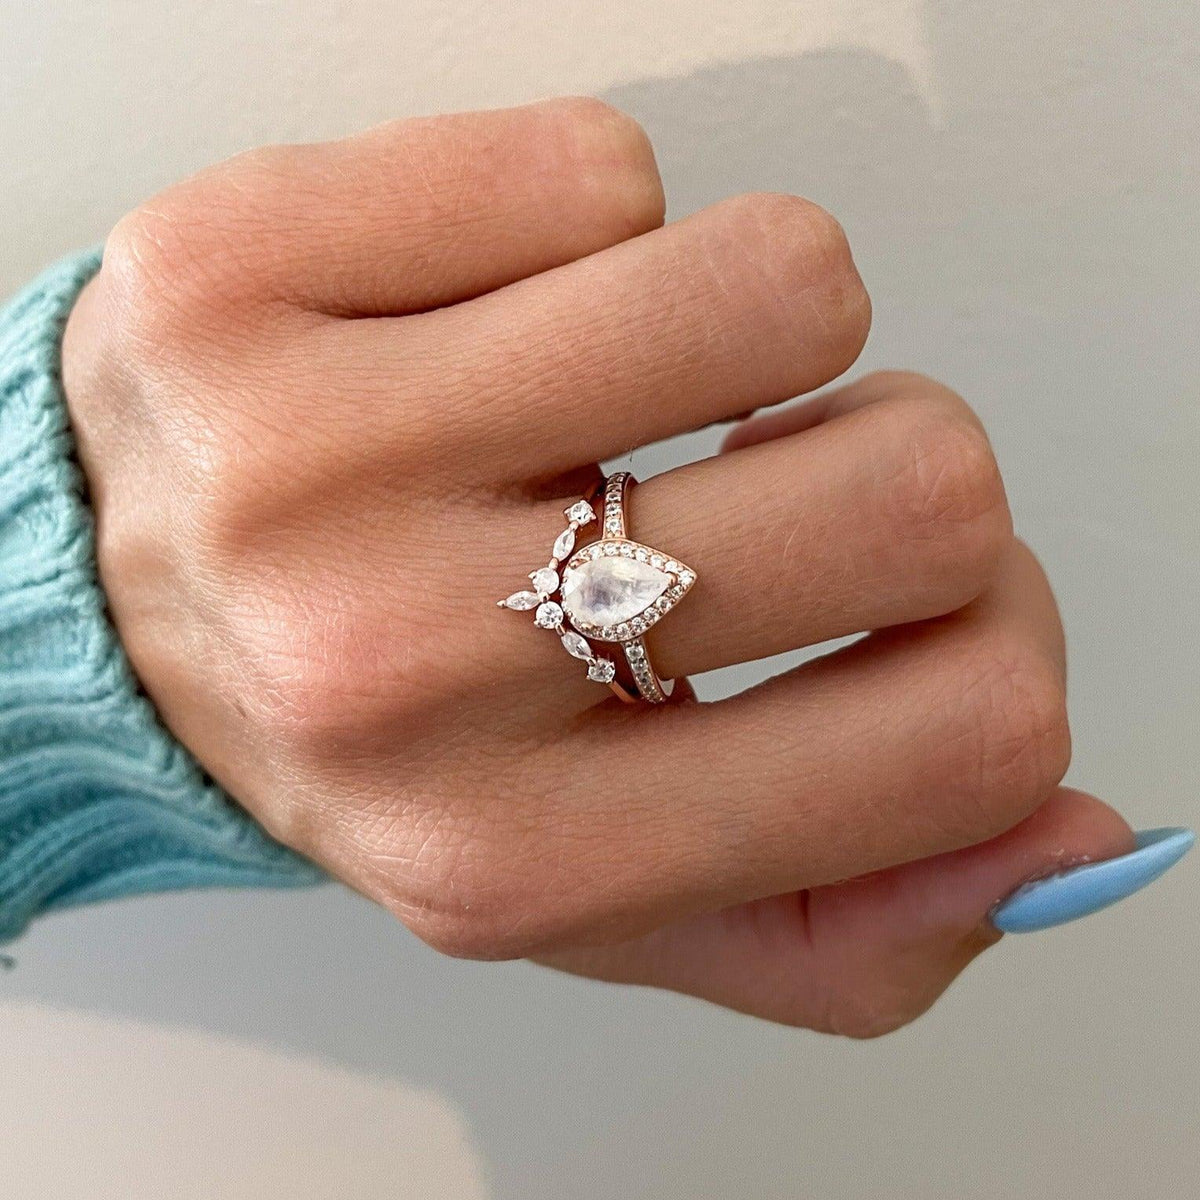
[561,556,671,629]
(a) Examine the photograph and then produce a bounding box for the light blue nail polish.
[992,827,1195,933]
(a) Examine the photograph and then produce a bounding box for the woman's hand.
[62,97,1132,1035]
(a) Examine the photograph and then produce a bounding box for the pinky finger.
[538,790,1187,1036]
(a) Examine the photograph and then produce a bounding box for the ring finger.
[389,539,1071,956]
[487,372,1012,706]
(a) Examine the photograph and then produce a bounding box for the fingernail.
[992,827,1195,933]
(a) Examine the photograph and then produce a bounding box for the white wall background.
[2,1,1197,1196]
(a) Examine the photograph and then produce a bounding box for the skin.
[62,96,1134,1036]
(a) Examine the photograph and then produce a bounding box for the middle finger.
[326,191,872,480]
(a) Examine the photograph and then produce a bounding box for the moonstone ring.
[497,471,697,702]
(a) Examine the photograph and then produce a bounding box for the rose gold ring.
[497,470,697,704]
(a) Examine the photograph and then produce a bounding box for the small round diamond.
[535,601,564,629]
[565,500,596,525]
[529,567,559,595]
[587,658,616,684]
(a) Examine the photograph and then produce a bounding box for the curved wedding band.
[497,471,697,703]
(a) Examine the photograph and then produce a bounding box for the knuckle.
[404,902,528,962]
[224,598,332,743]
[186,441,285,559]
[824,1005,914,1041]
[220,140,303,181]
[103,204,251,348]
[102,157,287,331]
[182,474,430,767]
[359,782,604,962]
[102,206,211,344]
[880,390,1012,585]
[380,826,554,962]
[237,596,413,765]
[809,923,996,1039]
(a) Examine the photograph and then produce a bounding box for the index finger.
[110,97,666,317]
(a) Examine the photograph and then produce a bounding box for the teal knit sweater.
[0,251,322,944]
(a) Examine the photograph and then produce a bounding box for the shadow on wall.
[605,4,1197,556]
[602,10,1195,400]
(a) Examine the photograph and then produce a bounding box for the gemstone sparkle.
[560,553,672,631]
[535,601,564,628]
[587,658,617,684]
[561,631,593,660]
[529,567,559,596]
[501,590,541,611]
[552,528,576,560]
[565,500,596,525]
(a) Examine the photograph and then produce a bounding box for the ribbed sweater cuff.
[0,250,322,944]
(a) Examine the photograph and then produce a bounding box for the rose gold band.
[597,472,674,703]
[496,469,695,704]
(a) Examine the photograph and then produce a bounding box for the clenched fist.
[62,97,1133,1035]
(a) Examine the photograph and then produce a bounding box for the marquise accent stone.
[561,631,593,660]
[552,528,576,560]
[501,590,541,611]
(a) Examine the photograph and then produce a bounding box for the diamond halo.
[560,539,696,642]
[496,475,695,701]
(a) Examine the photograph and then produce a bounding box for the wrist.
[0,249,320,943]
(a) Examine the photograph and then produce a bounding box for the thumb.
[540,790,1189,1035]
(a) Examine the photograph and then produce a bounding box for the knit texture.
[0,250,323,944]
